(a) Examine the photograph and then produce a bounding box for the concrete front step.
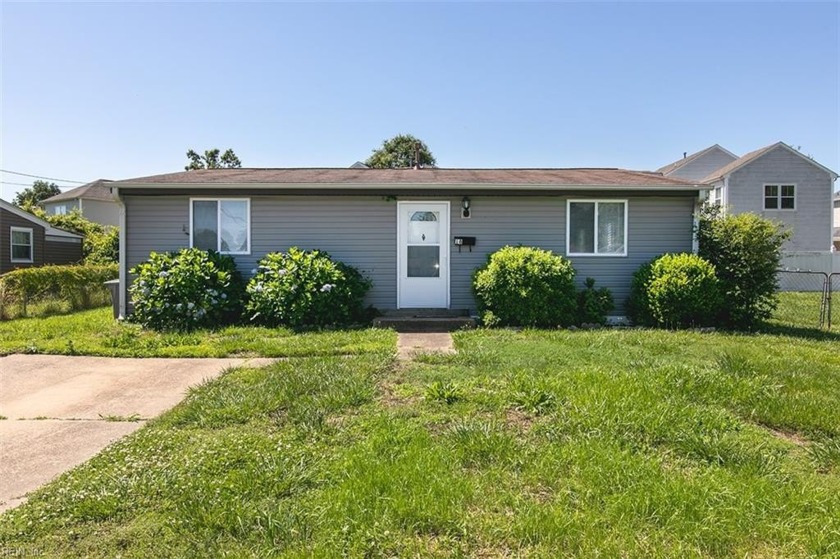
[373,316,476,333]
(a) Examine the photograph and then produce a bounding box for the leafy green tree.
[185,148,242,171]
[13,180,61,208]
[365,134,436,169]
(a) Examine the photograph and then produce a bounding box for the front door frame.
[397,200,450,309]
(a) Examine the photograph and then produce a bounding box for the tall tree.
[365,134,436,169]
[185,148,242,170]
[13,180,61,208]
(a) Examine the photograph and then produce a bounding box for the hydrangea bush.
[245,247,372,329]
[129,248,244,331]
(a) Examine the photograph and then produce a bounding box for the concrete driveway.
[0,354,273,513]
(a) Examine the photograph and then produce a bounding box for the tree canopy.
[185,148,242,171]
[13,180,61,208]
[365,134,436,169]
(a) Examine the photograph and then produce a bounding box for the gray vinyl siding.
[125,193,696,313]
[449,195,695,311]
[668,149,737,182]
[1,208,46,273]
[124,195,396,309]
[80,200,120,227]
[44,237,83,265]
[727,148,834,251]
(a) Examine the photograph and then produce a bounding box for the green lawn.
[1,327,839,557]
[769,290,839,331]
[0,307,395,358]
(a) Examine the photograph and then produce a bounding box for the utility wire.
[0,169,86,184]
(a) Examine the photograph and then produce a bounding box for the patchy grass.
[0,307,395,358]
[1,328,839,557]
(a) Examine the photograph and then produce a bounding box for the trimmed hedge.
[129,249,244,331]
[472,246,577,328]
[245,248,372,329]
[628,253,721,329]
[0,264,118,319]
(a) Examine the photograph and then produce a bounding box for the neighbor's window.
[567,200,627,256]
[10,227,34,262]
[764,184,795,210]
[52,205,67,215]
[191,199,250,254]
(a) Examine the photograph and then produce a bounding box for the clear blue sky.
[1,1,838,199]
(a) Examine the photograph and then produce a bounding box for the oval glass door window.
[408,211,439,244]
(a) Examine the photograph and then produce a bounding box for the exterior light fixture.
[461,196,471,219]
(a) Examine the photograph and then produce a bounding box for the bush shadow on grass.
[758,322,840,343]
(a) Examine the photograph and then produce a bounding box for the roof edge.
[0,199,85,239]
[704,142,839,183]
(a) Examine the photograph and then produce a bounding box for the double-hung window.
[764,184,795,210]
[190,198,250,254]
[10,227,34,263]
[567,200,627,256]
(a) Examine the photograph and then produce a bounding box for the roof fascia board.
[114,182,708,192]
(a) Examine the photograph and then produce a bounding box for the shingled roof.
[110,167,701,189]
[41,179,114,204]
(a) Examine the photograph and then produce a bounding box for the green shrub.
[627,260,656,326]
[472,245,577,328]
[0,264,118,319]
[697,207,789,329]
[577,277,614,325]
[129,249,244,331]
[630,253,722,329]
[245,248,372,329]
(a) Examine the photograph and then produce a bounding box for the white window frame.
[763,183,796,211]
[10,226,34,263]
[566,199,628,257]
[189,198,251,255]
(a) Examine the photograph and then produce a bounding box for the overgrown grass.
[2,327,839,557]
[0,307,395,358]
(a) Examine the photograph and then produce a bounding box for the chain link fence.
[774,269,836,330]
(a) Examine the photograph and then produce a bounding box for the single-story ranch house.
[111,168,710,318]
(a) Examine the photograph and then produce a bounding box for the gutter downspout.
[114,187,127,318]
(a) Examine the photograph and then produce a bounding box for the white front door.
[398,201,449,308]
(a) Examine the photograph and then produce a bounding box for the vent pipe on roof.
[683,152,687,159]
[414,142,421,170]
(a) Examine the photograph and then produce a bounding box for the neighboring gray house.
[110,168,709,317]
[40,179,119,226]
[661,142,838,251]
[0,199,83,274]
[656,144,738,183]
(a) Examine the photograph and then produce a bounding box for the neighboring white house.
[834,192,840,251]
[40,179,119,227]
[660,142,838,252]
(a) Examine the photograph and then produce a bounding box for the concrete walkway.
[0,355,272,513]
[396,333,456,361]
